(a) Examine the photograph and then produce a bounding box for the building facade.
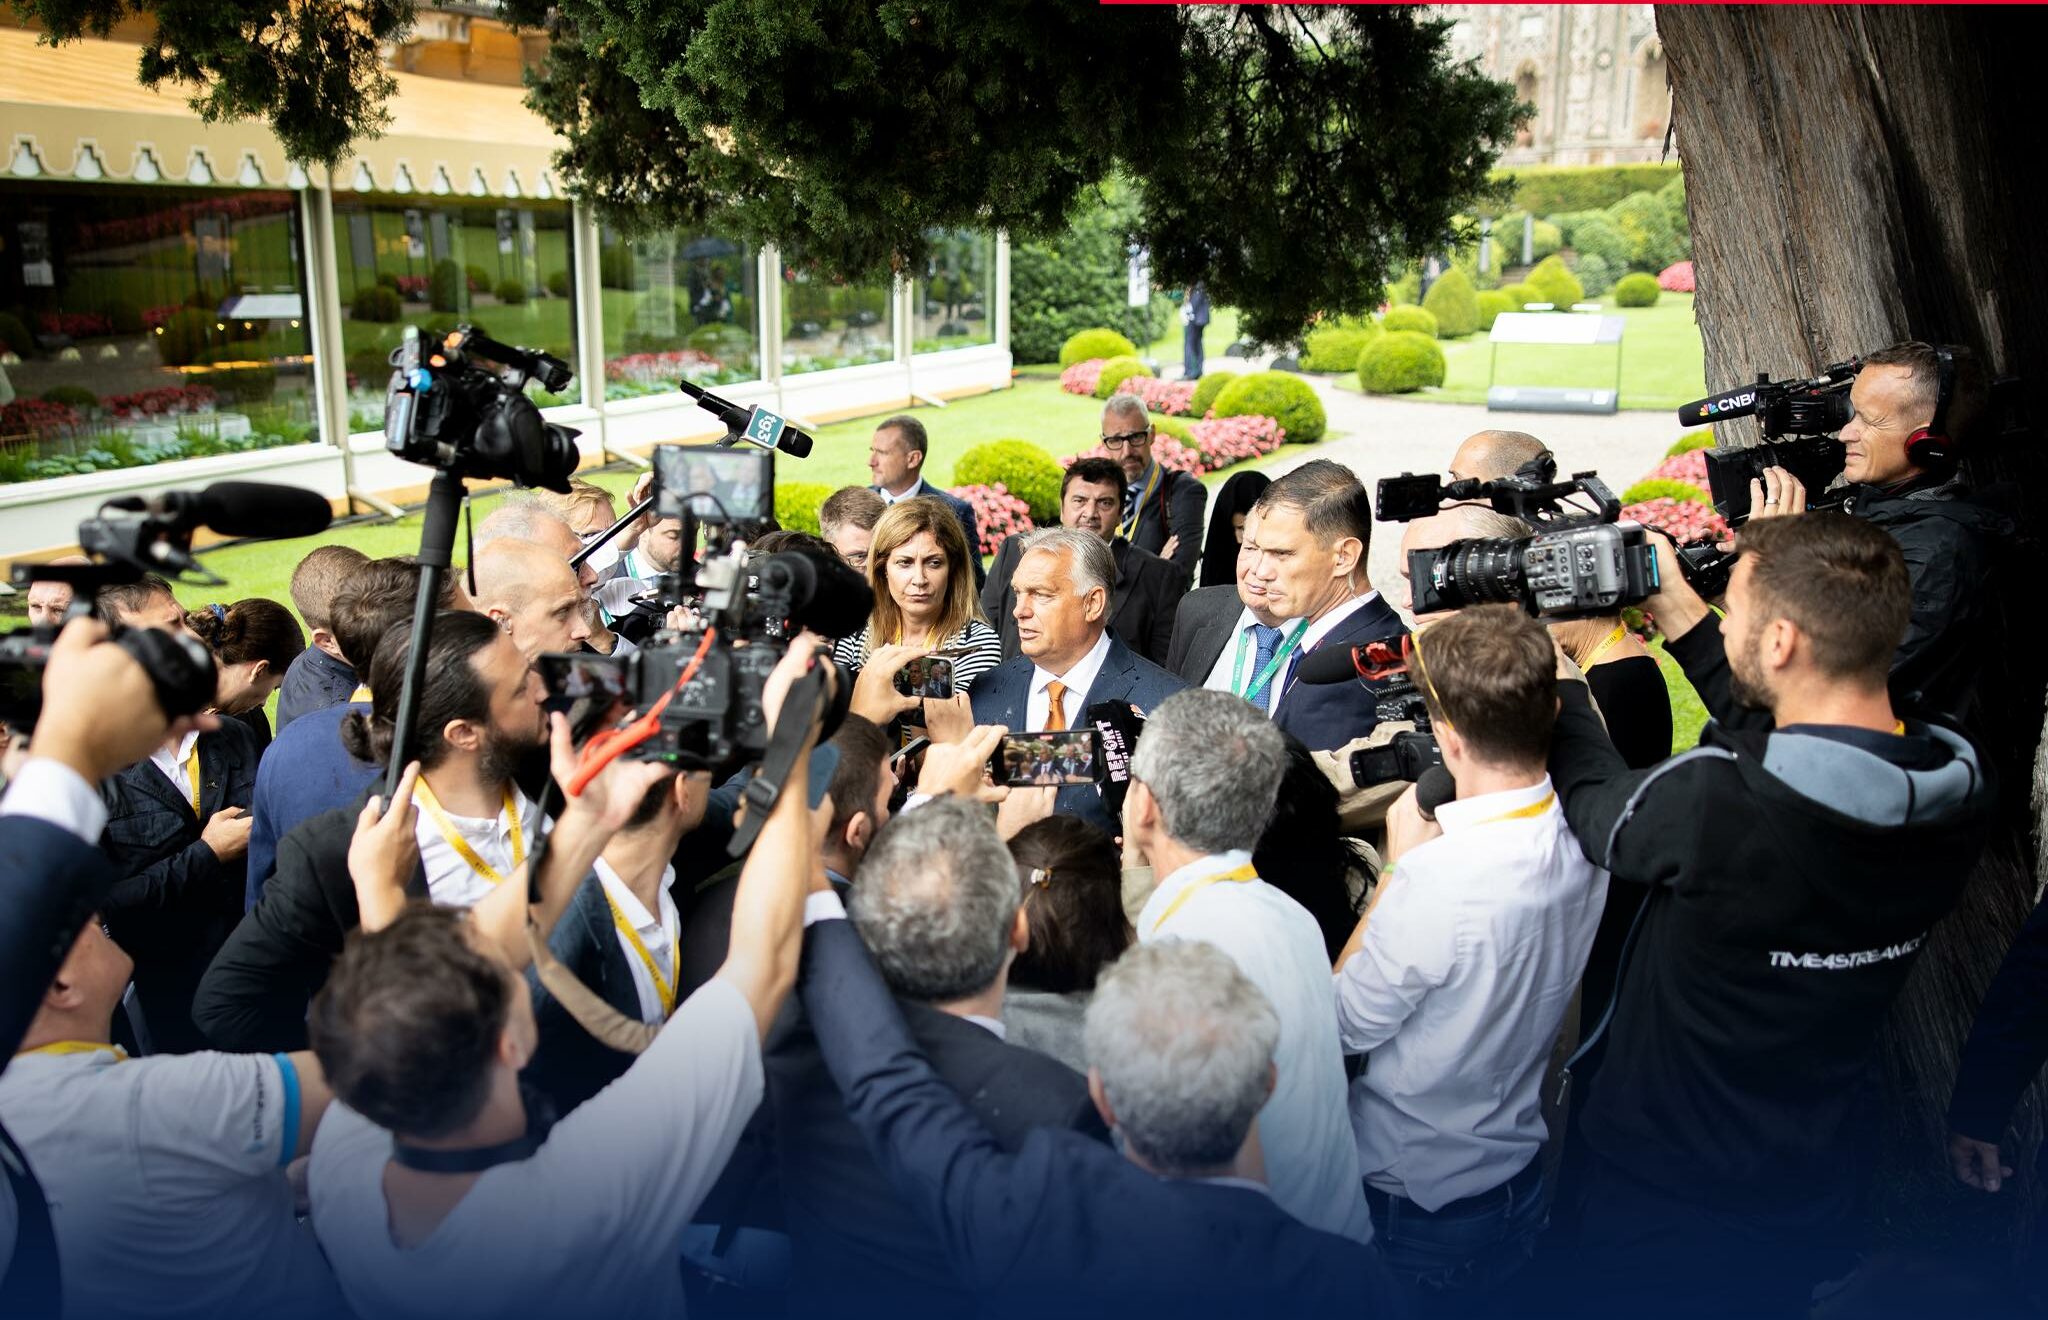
[1436,4,1670,168]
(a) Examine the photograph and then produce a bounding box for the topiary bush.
[0,311,31,357]
[351,284,402,323]
[545,270,570,298]
[1381,305,1438,337]
[1009,180,1173,363]
[1421,269,1480,338]
[1502,163,1683,216]
[1476,290,1516,332]
[494,279,528,306]
[1299,323,1380,373]
[1567,214,1631,270]
[1666,430,1714,457]
[774,481,834,536]
[155,308,217,367]
[1094,355,1154,400]
[1385,270,1422,308]
[1151,415,1196,445]
[1525,256,1584,309]
[1357,331,1447,395]
[429,260,464,314]
[1189,370,1237,417]
[1060,328,1139,369]
[1210,371,1326,444]
[465,265,491,294]
[1621,477,1708,507]
[955,440,1066,523]
[1609,192,1685,272]
[1498,282,1538,311]
[1575,254,1617,297]
[1613,272,1662,308]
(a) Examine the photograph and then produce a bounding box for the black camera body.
[1342,644,1444,789]
[1679,360,1861,525]
[1702,433,1848,525]
[383,326,580,491]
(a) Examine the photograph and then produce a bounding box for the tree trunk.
[1659,0,2048,1272]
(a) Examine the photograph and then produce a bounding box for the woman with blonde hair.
[832,495,1002,693]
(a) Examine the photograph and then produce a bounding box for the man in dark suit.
[970,529,1188,836]
[1102,396,1206,580]
[982,457,1185,666]
[868,414,983,585]
[1165,460,1406,753]
[1182,280,1211,381]
[798,822,1385,1316]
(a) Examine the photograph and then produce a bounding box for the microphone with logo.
[677,380,815,459]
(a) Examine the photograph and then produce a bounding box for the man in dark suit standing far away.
[1102,396,1206,581]
[796,812,1388,1317]
[971,528,1187,837]
[982,457,1186,666]
[1165,460,1405,752]
[868,415,984,586]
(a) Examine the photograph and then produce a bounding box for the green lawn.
[1330,292,1706,413]
[1651,636,1709,753]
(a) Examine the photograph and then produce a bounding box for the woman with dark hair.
[1255,732,1372,962]
[188,596,306,750]
[1002,816,1131,1072]
[1197,470,1271,588]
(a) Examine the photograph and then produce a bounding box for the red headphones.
[1903,345,1959,470]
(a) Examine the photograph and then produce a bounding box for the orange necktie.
[1045,681,1068,731]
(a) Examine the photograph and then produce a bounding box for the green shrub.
[1666,430,1714,457]
[1490,213,1563,267]
[1659,173,1688,228]
[1498,163,1683,216]
[1498,282,1538,311]
[156,308,217,367]
[1211,371,1327,444]
[375,272,402,292]
[1189,370,1237,417]
[1385,270,1422,307]
[1613,272,1662,308]
[1609,192,1685,271]
[40,385,98,407]
[465,264,491,293]
[196,362,278,404]
[494,279,528,306]
[1575,254,1617,297]
[1525,256,1584,309]
[954,439,1065,522]
[1094,355,1154,400]
[774,481,834,535]
[1357,331,1447,394]
[347,345,395,381]
[101,300,145,335]
[0,311,30,357]
[1010,180,1173,363]
[429,260,464,314]
[351,284,402,323]
[1476,290,1516,332]
[1567,214,1631,269]
[1421,269,1480,338]
[424,313,486,342]
[1381,305,1438,337]
[1621,477,1707,506]
[1299,323,1379,373]
[545,270,570,298]
[1152,415,1196,445]
[598,243,634,290]
[1059,328,1139,369]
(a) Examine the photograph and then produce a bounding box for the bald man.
[473,540,592,660]
[478,498,599,592]
[1449,429,1552,483]
[1389,504,1532,625]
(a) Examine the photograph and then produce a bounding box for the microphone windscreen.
[1293,644,1364,686]
[780,429,815,459]
[196,482,334,539]
[1415,765,1457,820]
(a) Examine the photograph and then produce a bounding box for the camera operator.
[1331,604,1605,1311]
[1548,513,1995,1312]
[1746,341,2010,723]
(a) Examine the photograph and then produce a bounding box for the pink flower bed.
[395,275,430,299]
[605,349,716,382]
[1622,497,1728,543]
[1658,261,1695,293]
[1643,450,1708,487]
[38,311,114,339]
[104,384,216,418]
[1059,358,1105,397]
[1062,414,1286,477]
[1113,375,1197,416]
[947,482,1034,556]
[0,399,80,437]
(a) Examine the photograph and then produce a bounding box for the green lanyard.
[1230,619,1309,708]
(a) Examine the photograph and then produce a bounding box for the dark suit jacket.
[524,874,645,1117]
[98,721,260,1054]
[1123,464,1206,579]
[0,816,111,1060]
[797,919,1385,1319]
[192,797,426,1053]
[969,634,1188,835]
[980,535,1185,667]
[876,479,983,585]
[274,645,356,736]
[246,700,378,911]
[1164,584,1244,686]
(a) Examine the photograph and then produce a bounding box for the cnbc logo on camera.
[1702,390,1758,416]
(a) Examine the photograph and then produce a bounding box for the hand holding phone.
[893,655,956,700]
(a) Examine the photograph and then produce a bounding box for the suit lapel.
[1081,636,1136,710]
[1273,596,1406,713]
[120,754,196,821]
[1194,593,1238,680]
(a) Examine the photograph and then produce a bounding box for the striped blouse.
[831,619,1005,693]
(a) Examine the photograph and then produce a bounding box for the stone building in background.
[1435,5,1670,167]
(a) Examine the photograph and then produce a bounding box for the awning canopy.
[0,27,566,199]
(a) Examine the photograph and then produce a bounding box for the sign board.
[1486,312,1626,415]
[1489,312,1624,345]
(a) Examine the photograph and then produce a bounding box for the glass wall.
[595,225,759,402]
[333,196,577,426]
[0,180,314,483]
[779,251,895,376]
[914,229,995,352]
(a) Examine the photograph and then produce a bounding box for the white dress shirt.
[414,784,538,909]
[877,478,925,505]
[1137,850,1375,1245]
[1027,629,1112,731]
[1333,776,1606,1211]
[594,858,682,1023]
[148,729,203,810]
[1,757,109,841]
[1201,593,1378,716]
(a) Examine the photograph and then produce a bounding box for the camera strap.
[726,666,832,858]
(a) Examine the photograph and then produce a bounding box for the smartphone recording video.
[893,655,956,700]
[992,729,1104,788]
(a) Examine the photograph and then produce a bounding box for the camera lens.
[1428,537,1525,609]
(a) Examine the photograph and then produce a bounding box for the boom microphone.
[109,481,335,540]
[676,380,815,459]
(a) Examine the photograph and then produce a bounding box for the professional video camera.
[383,325,581,491]
[1,481,333,731]
[1676,359,1861,524]
[1326,639,1443,789]
[1377,468,1659,619]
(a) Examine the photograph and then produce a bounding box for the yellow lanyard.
[348,685,372,702]
[17,1041,127,1060]
[1117,463,1163,542]
[1151,862,1260,933]
[1583,625,1627,669]
[605,892,678,1019]
[182,741,202,817]
[1474,791,1557,826]
[413,779,526,887]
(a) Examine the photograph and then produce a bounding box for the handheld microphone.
[1087,699,1144,819]
[677,380,815,459]
[108,481,335,540]
[1294,644,1369,686]
[1415,765,1457,821]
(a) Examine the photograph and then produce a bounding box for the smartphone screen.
[653,443,775,524]
[991,729,1104,787]
[535,653,630,743]
[893,655,956,699]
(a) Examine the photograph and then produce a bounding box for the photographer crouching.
[1548,512,1995,1316]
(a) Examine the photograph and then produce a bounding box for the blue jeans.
[1364,1161,1547,1316]
[1183,319,1205,379]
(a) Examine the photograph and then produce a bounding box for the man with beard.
[194,611,553,1052]
[1545,513,1995,1316]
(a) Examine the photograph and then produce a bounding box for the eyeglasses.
[1099,429,1151,451]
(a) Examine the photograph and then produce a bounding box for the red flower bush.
[947,482,1034,556]
[103,384,216,418]
[141,304,186,330]
[1658,261,1695,293]
[1113,375,1197,416]
[0,399,81,437]
[1059,358,1105,397]
[1643,450,1708,488]
[605,349,717,382]
[395,276,430,299]
[37,311,114,339]
[1623,497,1728,543]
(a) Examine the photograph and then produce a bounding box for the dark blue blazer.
[797,918,1386,1319]
[524,873,648,1116]
[968,634,1188,835]
[876,479,984,585]
[1270,595,1409,752]
[273,645,356,736]
[245,701,378,911]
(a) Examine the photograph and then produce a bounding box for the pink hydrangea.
[1622,497,1728,543]
[1644,450,1708,487]
[1059,358,1106,397]
[1113,375,1198,416]
[1658,261,1695,293]
[947,482,1034,556]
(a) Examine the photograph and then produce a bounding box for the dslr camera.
[1676,359,1861,524]
[383,325,581,491]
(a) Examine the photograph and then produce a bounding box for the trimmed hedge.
[1614,272,1662,307]
[1567,214,1630,269]
[40,385,98,407]
[1476,290,1516,332]
[1495,163,1683,217]
[1666,430,1714,457]
[774,481,834,536]
[1210,371,1326,444]
[1094,355,1154,400]
[1299,323,1379,373]
[1381,305,1438,337]
[1189,370,1237,417]
[1610,191,1685,271]
[1421,268,1480,338]
[0,311,31,356]
[429,260,464,314]
[1357,331,1447,395]
[351,284,402,323]
[1498,282,1538,311]
[1525,256,1584,309]
[545,270,570,298]
[1575,254,1617,297]
[1011,182,1173,363]
[1060,327,1138,369]
[1621,477,1708,506]
[494,279,528,306]
[954,439,1065,523]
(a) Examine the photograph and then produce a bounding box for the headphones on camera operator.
[1903,343,1961,471]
